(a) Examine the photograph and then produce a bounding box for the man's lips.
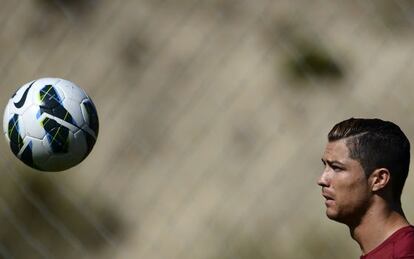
[322,194,334,200]
[322,192,335,206]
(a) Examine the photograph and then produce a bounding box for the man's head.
[318,118,410,224]
[328,118,410,201]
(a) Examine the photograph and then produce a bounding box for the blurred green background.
[1,0,414,258]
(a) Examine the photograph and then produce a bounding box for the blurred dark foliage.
[364,0,414,32]
[0,172,125,259]
[35,0,98,17]
[286,41,344,80]
[120,35,150,70]
[264,20,345,83]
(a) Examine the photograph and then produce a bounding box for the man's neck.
[349,204,410,255]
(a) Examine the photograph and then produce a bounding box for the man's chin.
[326,209,342,222]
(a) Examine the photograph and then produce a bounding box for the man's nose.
[317,170,330,187]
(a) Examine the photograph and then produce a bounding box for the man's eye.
[332,166,343,172]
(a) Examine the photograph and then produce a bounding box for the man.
[318,118,414,258]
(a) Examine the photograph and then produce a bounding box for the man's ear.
[370,168,391,192]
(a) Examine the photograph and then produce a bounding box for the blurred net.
[1,0,414,258]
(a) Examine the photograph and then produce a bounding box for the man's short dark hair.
[328,118,410,201]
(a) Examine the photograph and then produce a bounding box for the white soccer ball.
[3,78,99,172]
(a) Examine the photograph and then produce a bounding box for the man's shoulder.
[361,226,414,259]
[393,225,414,257]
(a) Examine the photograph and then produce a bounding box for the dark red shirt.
[360,225,414,259]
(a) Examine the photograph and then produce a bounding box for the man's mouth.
[322,193,335,206]
[323,194,333,200]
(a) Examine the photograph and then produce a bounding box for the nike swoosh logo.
[13,81,35,109]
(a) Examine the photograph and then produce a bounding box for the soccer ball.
[3,78,99,172]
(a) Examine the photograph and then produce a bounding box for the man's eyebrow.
[321,158,345,166]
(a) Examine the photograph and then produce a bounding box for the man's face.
[318,139,372,224]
